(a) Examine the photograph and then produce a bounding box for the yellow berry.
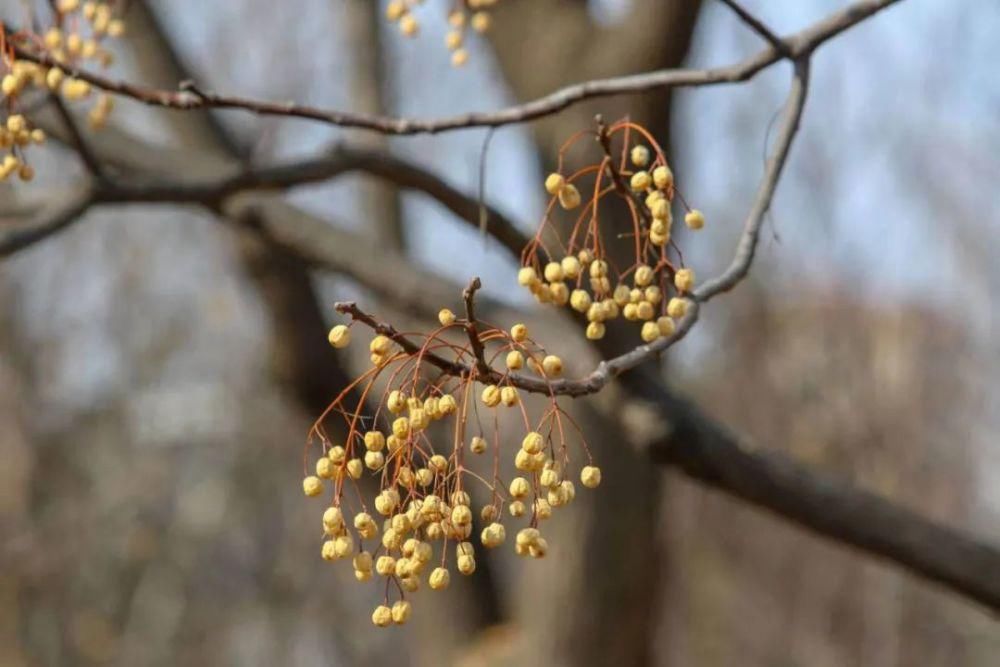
[391,600,411,625]
[666,297,688,318]
[445,30,463,50]
[508,500,526,517]
[509,476,530,498]
[6,115,26,133]
[674,268,695,293]
[629,170,652,191]
[581,465,602,489]
[517,267,539,287]
[322,506,344,532]
[438,394,457,415]
[392,416,410,439]
[370,335,391,355]
[521,431,544,455]
[558,183,581,209]
[327,324,350,348]
[333,533,354,558]
[46,67,65,91]
[429,567,450,590]
[346,458,363,479]
[481,522,506,548]
[107,19,125,37]
[452,504,473,526]
[636,301,654,320]
[386,0,405,20]
[541,355,563,377]
[451,49,469,67]
[630,145,650,167]
[652,165,674,190]
[641,321,660,343]
[650,198,670,220]
[656,316,676,337]
[544,172,565,195]
[500,386,519,406]
[355,512,378,539]
[327,445,346,465]
[364,450,385,470]
[685,209,705,230]
[560,255,581,279]
[457,553,476,575]
[438,308,456,326]
[543,262,564,283]
[585,321,605,340]
[471,11,491,32]
[634,265,654,287]
[364,431,386,452]
[372,605,392,627]
[481,384,501,407]
[399,14,419,36]
[387,390,406,413]
[470,436,487,455]
[316,457,335,479]
[549,281,569,305]
[303,476,323,497]
[529,537,549,559]
[510,323,528,342]
[570,289,592,312]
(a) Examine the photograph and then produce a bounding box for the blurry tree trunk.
[343,0,406,250]
[483,2,702,665]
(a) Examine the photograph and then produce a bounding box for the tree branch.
[694,58,809,301]
[645,389,1000,612]
[0,187,95,258]
[8,0,903,135]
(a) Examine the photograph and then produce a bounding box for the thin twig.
[717,0,789,55]
[595,114,653,230]
[694,58,810,301]
[462,277,492,378]
[49,94,105,178]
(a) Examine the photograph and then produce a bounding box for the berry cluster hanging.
[310,118,707,627]
[1,1,125,182]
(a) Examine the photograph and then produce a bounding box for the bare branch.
[9,0,903,135]
[645,389,1000,612]
[694,58,810,301]
[0,187,95,258]
[717,0,788,55]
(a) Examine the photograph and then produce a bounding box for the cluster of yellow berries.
[312,321,600,626]
[0,115,45,182]
[44,0,124,128]
[523,126,706,343]
[0,3,123,183]
[385,0,499,67]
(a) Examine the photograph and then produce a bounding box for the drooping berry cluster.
[385,0,499,68]
[521,119,707,343]
[0,2,124,181]
[311,315,599,627]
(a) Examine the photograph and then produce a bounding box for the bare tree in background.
[1,1,998,665]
